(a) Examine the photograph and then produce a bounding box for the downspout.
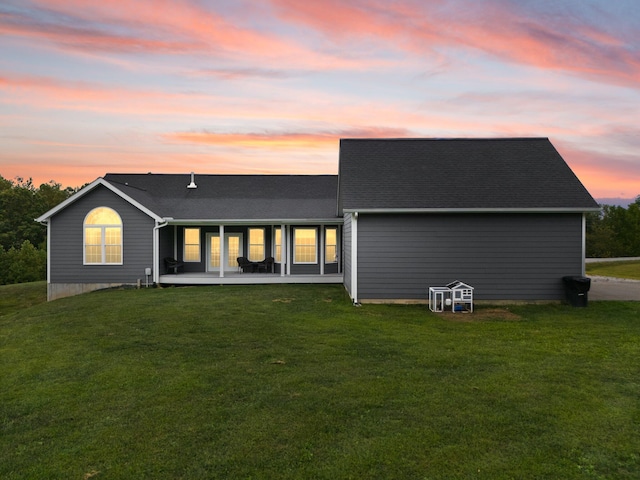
[581,213,586,277]
[37,218,51,300]
[352,212,359,305]
[153,218,170,284]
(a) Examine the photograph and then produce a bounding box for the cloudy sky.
[1,0,638,199]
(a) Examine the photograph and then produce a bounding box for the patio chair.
[257,256,274,273]
[237,256,257,273]
[164,257,184,274]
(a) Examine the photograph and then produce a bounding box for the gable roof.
[338,138,599,212]
[35,177,164,223]
[102,173,339,222]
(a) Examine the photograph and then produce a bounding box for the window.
[325,227,337,263]
[184,228,201,262]
[274,228,282,263]
[84,207,122,265]
[248,228,265,261]
[294,228,317,264]
[209,235,220,268]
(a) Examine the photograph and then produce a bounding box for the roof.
[338,138,599,212]
[101,173,340,221]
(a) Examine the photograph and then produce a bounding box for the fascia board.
[342,207,602,214]
[36,178,104,222]
[35,177,164,222]
[166,218,343,225]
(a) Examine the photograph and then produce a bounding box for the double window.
[84,207,122,265]
[279,227,338,264]
[294,228,317,264]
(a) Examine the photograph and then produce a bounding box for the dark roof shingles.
[104,174,339,220]
[338,138,599,210]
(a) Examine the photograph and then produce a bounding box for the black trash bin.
[562,276,591,307]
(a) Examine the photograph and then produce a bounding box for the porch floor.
[159,272,343,285]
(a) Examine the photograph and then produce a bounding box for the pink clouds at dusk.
[1,0,638,200]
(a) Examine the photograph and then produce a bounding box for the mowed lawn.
[586,260,640,280]
[1,284,639,479]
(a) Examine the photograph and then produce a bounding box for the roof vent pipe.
[187,172,197,189]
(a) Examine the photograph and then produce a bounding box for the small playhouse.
[429,280,474,313]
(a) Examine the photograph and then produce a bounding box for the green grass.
[2,284,639,479]
[0,281,47,318]
[586,260,640,280]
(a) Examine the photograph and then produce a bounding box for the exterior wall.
[343,213,353,296]
[355,213,584,301]
[48,186,155,299]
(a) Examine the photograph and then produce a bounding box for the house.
[36,174,342,300]
[36,137,600,302]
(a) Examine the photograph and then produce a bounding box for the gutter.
[36,217,51,287]
[164,218,343,225]
[152,218,172,284]
[342,207,602,214]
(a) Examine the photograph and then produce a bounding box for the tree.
[585,210,615,257]
[0,240,47,285]
[0,175,75,251]
[0,175,75,284]
[586,196,640,257]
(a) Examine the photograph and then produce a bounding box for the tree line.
[1,173,639,285]
[0,175,77,285]
[586,197,640,258]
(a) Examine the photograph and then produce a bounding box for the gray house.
[36,137,599,302]
[37,174,342,300]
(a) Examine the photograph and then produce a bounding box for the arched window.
[84,207,122,265]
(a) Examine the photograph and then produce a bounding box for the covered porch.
[158,271,344,285]
[155,221,343,285]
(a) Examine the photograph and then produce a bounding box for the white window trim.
[325,227,338,264]
[183,227,201,263]
[293,227,318,264]
[274,227,282,263]
[248,227,265,262]
[83,208,123,266]
[206,232,243,272]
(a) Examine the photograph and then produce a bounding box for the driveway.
[588,276,640,301]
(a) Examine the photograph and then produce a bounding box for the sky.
[1,0,639,200]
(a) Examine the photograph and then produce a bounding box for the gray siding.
[356,213,583,301]
[49,186,155,284]
[343,213,352,296]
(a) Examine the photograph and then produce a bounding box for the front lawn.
[586,260,640,280]
[1,284,639,479]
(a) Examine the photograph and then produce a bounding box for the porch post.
[173,225,177,259]
[285,225,291,275]
[219,224,225,278]
[319,225,325,275]
[337,225,342,274]
[280,223,286,277]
